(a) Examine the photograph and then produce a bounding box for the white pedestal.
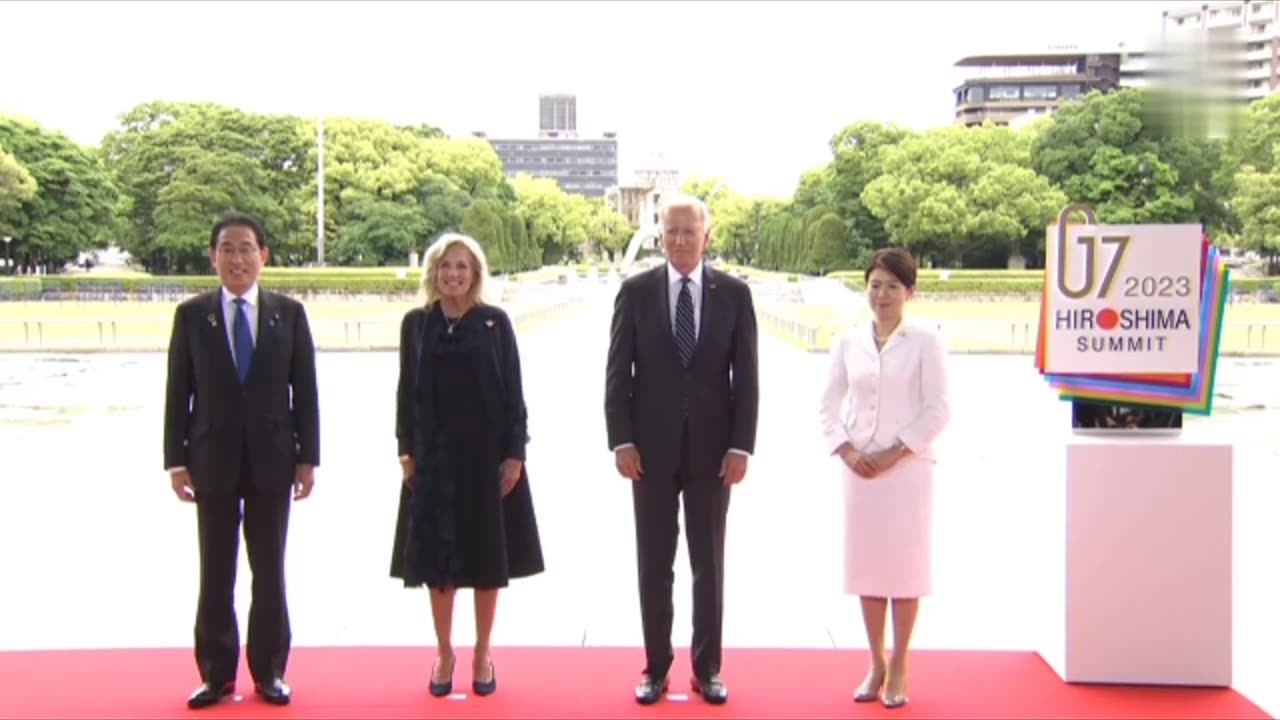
[1037,431,1233,687]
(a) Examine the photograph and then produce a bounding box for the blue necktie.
[675,276,696,367]
[232,298,254,384]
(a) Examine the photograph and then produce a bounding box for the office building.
[1147,1,1279,102]
[952,47,1127,127]
[478,94,619,198]
[953,2,1280,127]
[539,94,578,138]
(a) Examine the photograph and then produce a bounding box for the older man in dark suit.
[605,194,760,706]
[163,212,320,709]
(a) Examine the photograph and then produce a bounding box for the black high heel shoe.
[429,656,455,697]
[472,660,497,696]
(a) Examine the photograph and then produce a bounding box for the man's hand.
[400,455,415,488]
[170,469,196,503]
[294,464,316,501]
[719,452,749,487]
[499,458,523,497]
[614,446,643,482]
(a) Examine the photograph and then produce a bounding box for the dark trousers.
[631,423,732,681]
[194,451,293,685]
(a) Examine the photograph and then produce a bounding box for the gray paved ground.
[0,283,1274,714]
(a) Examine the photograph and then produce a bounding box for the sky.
[1,0,1170,199]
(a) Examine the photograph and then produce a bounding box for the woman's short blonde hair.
[421,232,490,307]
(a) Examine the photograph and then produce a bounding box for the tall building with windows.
[952,48,1127,127]
[1150,0,1279,103]
[478,94,619,198]
[538,94,578,138]
[953,2,1280,127]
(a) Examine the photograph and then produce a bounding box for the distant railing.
[756,308,1280,356]
[0,300,586,352]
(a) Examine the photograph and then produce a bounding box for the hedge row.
[827,269,1044,282]
[839,277,1280,294]
[0,275,421,299]
[0,273,1276,300]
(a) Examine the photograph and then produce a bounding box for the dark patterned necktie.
[675,276,696,367]
[233,298,255,384]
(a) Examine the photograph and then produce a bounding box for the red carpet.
[0,647,1267,719]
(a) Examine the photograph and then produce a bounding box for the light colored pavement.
[0,283,1274,714]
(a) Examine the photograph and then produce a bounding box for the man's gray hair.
[658,193,713,231]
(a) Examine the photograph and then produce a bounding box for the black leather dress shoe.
[691,674,728,705]
[187,681,235,709]
[634,674,669,705]
[254,678,292,706]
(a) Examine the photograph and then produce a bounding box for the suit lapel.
[654,267,679,360]
[656,265,672,325]
[881,324,910,358]
[201,291,240,383]
[855,322,880,360]
[695,267,717,360]
[859,321,909,360]
[249,289,280,384]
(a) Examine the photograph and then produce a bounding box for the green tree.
[510,174,590,264]
[460,199,506,269]
[332,198,431,266]
[0,148,38,212]
[1230,147,1280,271]
[0,115,120,273]
[102,101,311,272]
[826,121,912,253]
[1030,88,1226,231]
[863,125,1066,267]
[504,210,533,271]
[808,212,846,274]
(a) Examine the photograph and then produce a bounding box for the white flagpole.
[316,115,326,266]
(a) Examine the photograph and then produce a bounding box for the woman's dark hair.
[209,212,268,251]
[864,247,918,290]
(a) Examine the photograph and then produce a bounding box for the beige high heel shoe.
[882,672,909,709]
[853,667,885,703]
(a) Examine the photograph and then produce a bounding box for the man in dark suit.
[605,194,759,706]
[163,212,320,709]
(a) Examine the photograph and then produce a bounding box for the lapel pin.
[269,313,280,328]
[485,319,495,328]
[207,314,218,328]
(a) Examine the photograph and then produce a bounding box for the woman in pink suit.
[817,248,951,709]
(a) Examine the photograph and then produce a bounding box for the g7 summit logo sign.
[1044,221,1202,375]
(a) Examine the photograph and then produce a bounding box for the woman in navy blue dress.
[390,233,544,698]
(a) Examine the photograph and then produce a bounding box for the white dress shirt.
[667,260,703,340]
[221,284,260,368]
